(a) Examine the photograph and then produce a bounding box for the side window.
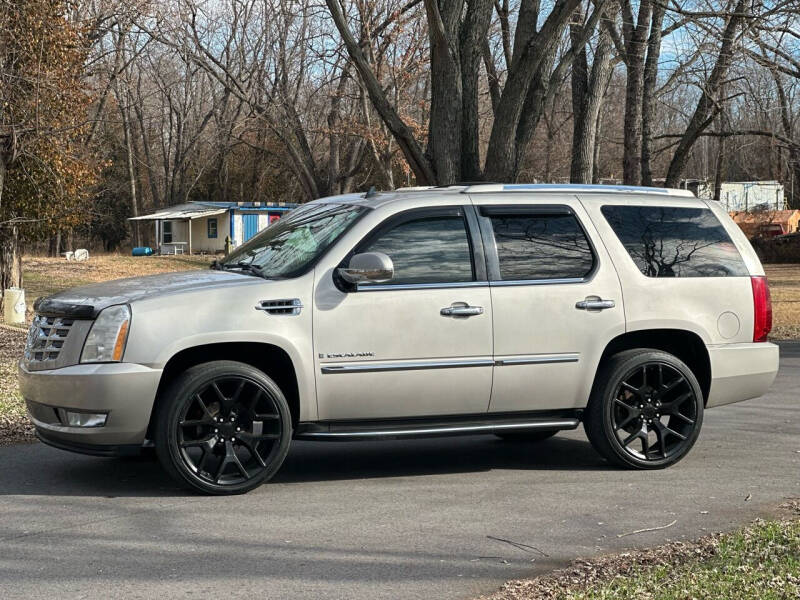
[359,215,474,285]
[207,218,218,239]
[601,205,749,277]
[486,211,594,281]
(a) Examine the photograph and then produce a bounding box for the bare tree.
[328,0,606,184]
[570,4,615,183]
[664,0,750,187]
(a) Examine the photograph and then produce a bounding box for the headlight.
[81,305,131,363]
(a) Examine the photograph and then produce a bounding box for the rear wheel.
[584,349,703,469]
[494,430,558,442]
[154,361,292,495]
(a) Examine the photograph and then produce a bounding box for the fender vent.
[255,298,303,316]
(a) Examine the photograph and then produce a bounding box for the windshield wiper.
[220,261,267,278]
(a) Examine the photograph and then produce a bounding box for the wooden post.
[188,218,192,255]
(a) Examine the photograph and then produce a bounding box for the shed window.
[162,221,173,244]
[208,218,218,239]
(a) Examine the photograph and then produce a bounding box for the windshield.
[222,203,367,278]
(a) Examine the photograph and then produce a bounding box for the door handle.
[441,303,484,317]
[575,297,615,311]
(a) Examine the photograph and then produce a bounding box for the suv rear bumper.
[706,342,779,408]
[18,361,162,448]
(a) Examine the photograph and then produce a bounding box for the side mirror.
[337,252,394,284]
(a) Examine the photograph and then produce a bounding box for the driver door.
[312,206,494,421]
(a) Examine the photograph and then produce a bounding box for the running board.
[294,412,581,441]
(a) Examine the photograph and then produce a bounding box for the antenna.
[364,186,378,199]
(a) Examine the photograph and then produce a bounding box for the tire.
[584,349,704,470]
[494,430,559,442]
[154,360,293,495]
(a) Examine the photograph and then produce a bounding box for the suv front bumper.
[706,342,779,408]
[18,361,162,450]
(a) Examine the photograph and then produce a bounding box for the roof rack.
[463,183,695,197]
[393,186,436,192]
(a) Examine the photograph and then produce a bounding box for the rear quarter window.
[601,205,748,278]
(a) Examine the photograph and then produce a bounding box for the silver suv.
[19,184,780,494]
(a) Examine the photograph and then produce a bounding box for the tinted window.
[488,212,594,280]
[601,205,748,277]
[361,216,474,284]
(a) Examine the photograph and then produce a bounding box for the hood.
[34,269,258,318]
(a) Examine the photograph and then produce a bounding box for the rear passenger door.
[473,196,626,412]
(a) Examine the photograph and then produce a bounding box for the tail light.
[751,276,772,342]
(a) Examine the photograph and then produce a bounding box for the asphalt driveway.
[1,343,798,599]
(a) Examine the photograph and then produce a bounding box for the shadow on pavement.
[0,433,609,497]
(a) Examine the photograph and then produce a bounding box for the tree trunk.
[0,225,22,311]
[713,105,728,203]
[570,20,613,184]
[570,19,590,183]
[713,136,725,202]
[134,99,162,209]
[458,0,493,181]
[327,98,342,196]
[640,4,665,186]
[0,159,21,309]
[0,155,5,212]
[771,68,798,208]
[424,0,464,184]
[121,105,141,246]
[622,63,645,185]
[512,48,558,178]
[789,149,800,209]
[665,0,747,188]
[593,106,604,183]
[620,0,652,185]
[483,0,583,182]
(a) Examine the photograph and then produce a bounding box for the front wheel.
[154,361,293,495]
[584,349,704,469]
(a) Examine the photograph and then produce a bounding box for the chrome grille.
[24,315,75,363]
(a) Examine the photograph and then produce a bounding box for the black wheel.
[154,361,292,495]
[584,349,703,469]
[494,430,559,442]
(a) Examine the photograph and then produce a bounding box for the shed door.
[242,214,259,241]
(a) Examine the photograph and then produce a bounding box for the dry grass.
[765,264,800,340]
[21,253,210,314]
[482,510,800,600]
